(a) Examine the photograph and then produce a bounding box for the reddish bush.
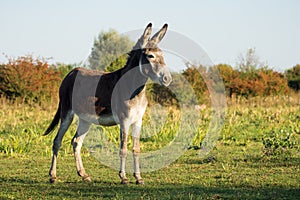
[182,64,290,99]
[0,55,62,103]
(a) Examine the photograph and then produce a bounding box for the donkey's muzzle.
[159,67,172,87]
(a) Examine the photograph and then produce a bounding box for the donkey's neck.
[115,52,148,100]
[125,63,147,96]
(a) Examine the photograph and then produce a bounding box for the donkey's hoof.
[49,177,57,184]
[120,178,129,184]
[83,176,92,182]
[136,179,144,185]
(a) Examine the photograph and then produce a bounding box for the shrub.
[0,55,62,103]
[286,64,300,91]
[181,63,290,100]
[182,65,209,103]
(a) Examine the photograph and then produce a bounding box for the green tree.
[89,29,133,71]
[104,54,128,72]
[182,64,209,103]
[236,48,264,79]
[54,63,74,78]
[286,64,300,91]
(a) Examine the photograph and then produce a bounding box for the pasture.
[0,95,299,199]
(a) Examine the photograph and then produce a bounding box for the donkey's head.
[137,23,172,87]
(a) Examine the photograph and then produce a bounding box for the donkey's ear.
[150,23,168,44]
[140,23,152,47]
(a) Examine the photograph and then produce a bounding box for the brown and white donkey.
[44,23,172,184]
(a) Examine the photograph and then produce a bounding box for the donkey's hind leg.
[72,119,91,182]
[49,111,74,183]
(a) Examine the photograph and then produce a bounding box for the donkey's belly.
[77,113,119,126]
[98,113,119,126]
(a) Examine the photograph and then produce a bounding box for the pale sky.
[1,0,299,71]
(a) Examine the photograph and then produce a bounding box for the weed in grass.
[262,128,299,157]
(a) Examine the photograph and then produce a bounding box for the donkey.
[44,23,172,184]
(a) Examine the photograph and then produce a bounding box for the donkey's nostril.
[162,75,172,86]
[163,75,168,82]
[165,75,172,82]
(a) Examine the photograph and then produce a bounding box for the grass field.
[0,95,299,199]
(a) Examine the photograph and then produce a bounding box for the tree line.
[0,54,299,105]
[0,30,299,105]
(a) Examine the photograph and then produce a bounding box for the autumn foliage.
[182,63,291,103]
[0,55,62,103]
[217,64,289,97]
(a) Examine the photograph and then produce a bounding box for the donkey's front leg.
[119,122,129,184]
[132,121,144,185]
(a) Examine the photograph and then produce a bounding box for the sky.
[0,0,299,71]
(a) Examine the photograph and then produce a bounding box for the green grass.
[0,95,299,199]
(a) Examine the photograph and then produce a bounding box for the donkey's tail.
[44,103,61,136]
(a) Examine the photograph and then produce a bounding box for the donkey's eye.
[147,54,155,59]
